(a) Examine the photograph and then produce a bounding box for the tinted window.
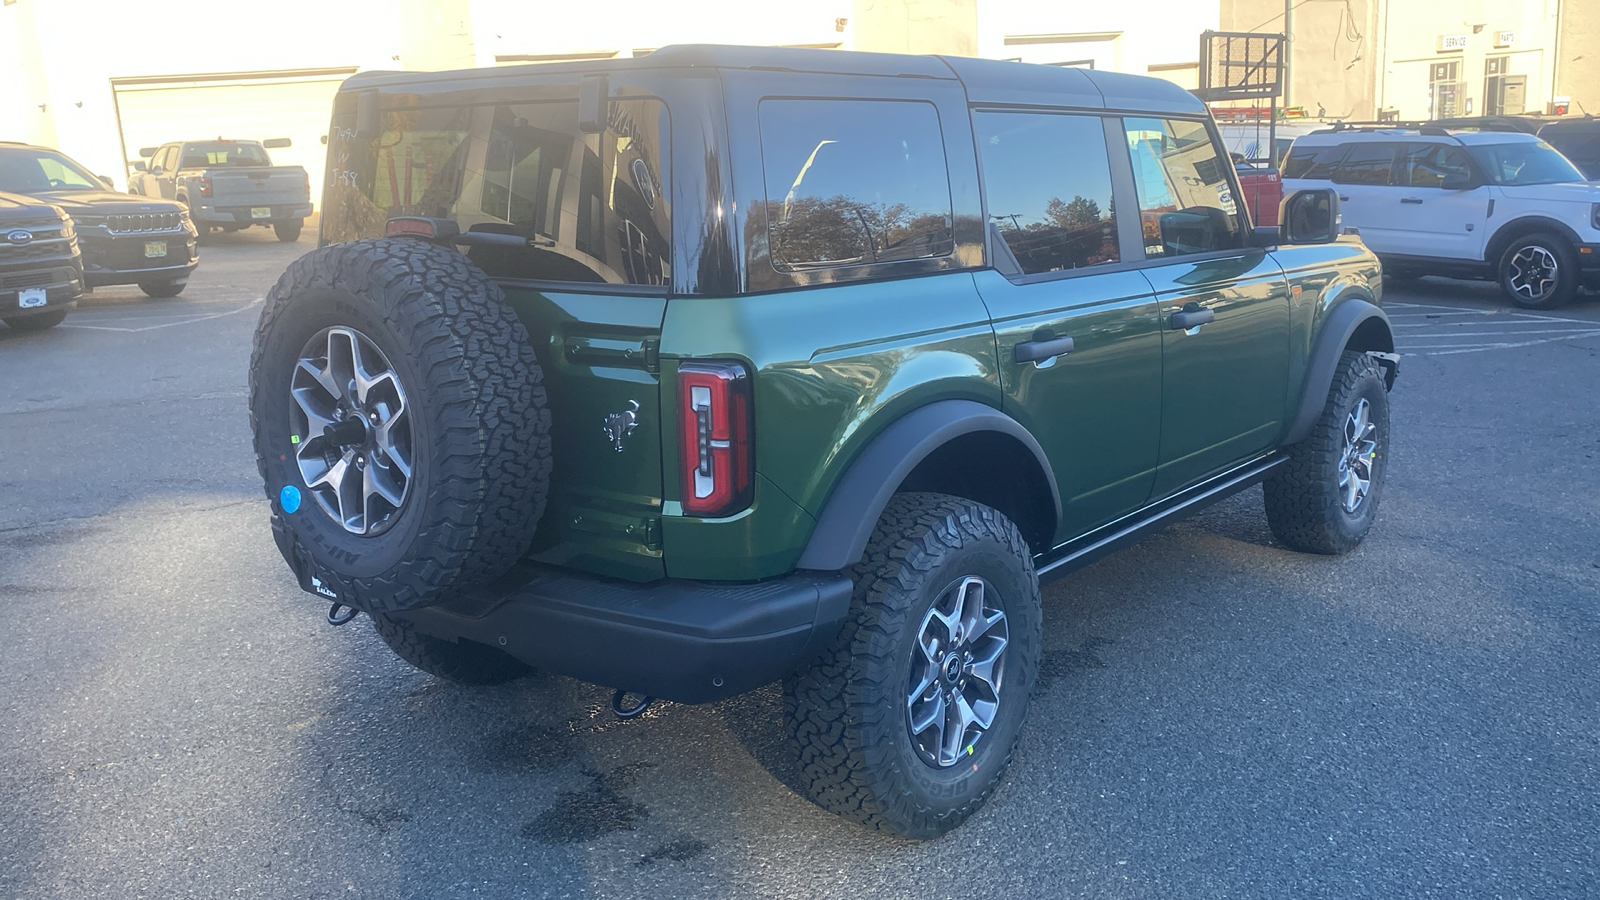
[975,111,1118,275]
[1539,128,1600,179]
[323,98,670,287]
[1465,140,1585,186]
[1332,143,1399,185]
[0,148,100,192]
[1124,117,1243,259]
[1400,143,1473,188]
[1282,143,1346,179]
[184,141,270,166]
[758,99,953,271]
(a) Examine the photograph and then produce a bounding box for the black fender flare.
[1284,298,1394,446]
[1484,215,1584,264]
[795,399,1062,571]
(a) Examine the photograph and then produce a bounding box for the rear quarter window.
[1282,143,1346,179]
[756,98,954,274]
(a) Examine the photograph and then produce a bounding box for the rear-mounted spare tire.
[249,238,552,613]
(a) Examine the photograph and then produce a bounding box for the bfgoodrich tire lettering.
[783,492,1042,839]
[1264,350,1390,554]
[248,238,552,613]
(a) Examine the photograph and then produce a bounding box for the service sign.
[1438,34,1469,52]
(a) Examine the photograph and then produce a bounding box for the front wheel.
[1499,233,1578,309]
[1264,351,1390,554]
[139,279,186,298]
[274,220,303,242]
[784,493,1042,839]
[4,309,69,330]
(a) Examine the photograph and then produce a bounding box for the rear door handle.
[1400,197,1424,204]
[1014,335,1075,364]
[1169,308,1216,330]
[1338,195,1350,202]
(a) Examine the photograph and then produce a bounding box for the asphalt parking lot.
[2,232,1598,899]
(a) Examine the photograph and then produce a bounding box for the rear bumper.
[377,562,854,704]
[193,203,312,225]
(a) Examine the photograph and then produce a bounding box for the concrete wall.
[1222,0,1572,122]
[1555,0,1600,115]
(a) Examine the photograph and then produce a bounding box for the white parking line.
[1402,328,1600,338]
[1400,330,1600,355]
[62,298,263,332]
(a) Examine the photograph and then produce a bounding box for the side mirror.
[1279,188,1342,244]
[98,175,114,188]
[1440,172,1476,190]
[263,137,292,149]
[578,73,608,134]
[131,160,148,172]
[138,146,159,158]
[149,165,163,176]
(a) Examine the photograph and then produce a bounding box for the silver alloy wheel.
[1508,245,1559,301]
[907,575,1010,768]
[290,326,413,535]
[1337,397,1377,514]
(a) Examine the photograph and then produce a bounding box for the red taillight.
[198,176,212,198]
[678,361,753,517]
[385,217,438,237]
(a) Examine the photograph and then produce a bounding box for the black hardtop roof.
[1539,116,1600,133]
[340,44,1207,114]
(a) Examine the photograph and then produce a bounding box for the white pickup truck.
[129,139,312,242]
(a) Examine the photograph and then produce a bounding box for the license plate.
[251,207,271,219]
[144,241,167,258]
[18,287,46,309]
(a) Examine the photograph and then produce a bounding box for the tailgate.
[500,285,667,581]
[207,167,308,206]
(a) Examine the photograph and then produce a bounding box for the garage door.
[112,68,355,206]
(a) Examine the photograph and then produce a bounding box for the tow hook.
[327,602,359,626]
[611,689,655,720]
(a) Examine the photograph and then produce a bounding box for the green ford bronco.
[249,45,1397,838]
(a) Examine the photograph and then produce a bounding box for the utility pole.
[1283,0,1293,109]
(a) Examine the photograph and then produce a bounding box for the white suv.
[1283,129,1600,308]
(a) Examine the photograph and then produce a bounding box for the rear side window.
[1123,117,1243,259]
[757,99,953,272]
[322,97,671,288]
[1331,143,1400,185]
[1400,143,1473,188]
[974,110,1118,275]
[1282,143,1345,179]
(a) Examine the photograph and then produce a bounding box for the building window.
[1430,61,1462,119]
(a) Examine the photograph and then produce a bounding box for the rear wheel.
[3,309,68,330]
[139,279,186,298]
[1499,233,1578,309]
[371,613,533,684]
[274,220,303,243]
[783,492,1042,839]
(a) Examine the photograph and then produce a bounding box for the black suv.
[0,143,198,298]
[0,190,82,330]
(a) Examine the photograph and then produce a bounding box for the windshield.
[1466,141,1586,186]
[0,148,102,193]
[181,142,270,167]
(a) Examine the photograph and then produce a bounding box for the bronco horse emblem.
[602,400,640,452]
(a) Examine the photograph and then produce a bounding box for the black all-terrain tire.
[274,220,303,243]
[1498,232,1578,310]
[1264,351,1390,554]
[783,492,1043,839]
[140,279,186,298]
[4,309,69,330]
[249,237,552,613]
[370,613,533,685]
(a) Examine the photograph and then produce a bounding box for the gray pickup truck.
[129,139,312,242]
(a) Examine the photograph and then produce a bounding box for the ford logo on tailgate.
[6,229,33,245]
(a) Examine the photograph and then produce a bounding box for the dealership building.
[2,0,1594,198]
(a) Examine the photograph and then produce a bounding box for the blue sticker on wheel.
[279,484,302,514]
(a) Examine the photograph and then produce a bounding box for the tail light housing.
[198,176,212,198]
[678,361,753,517]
